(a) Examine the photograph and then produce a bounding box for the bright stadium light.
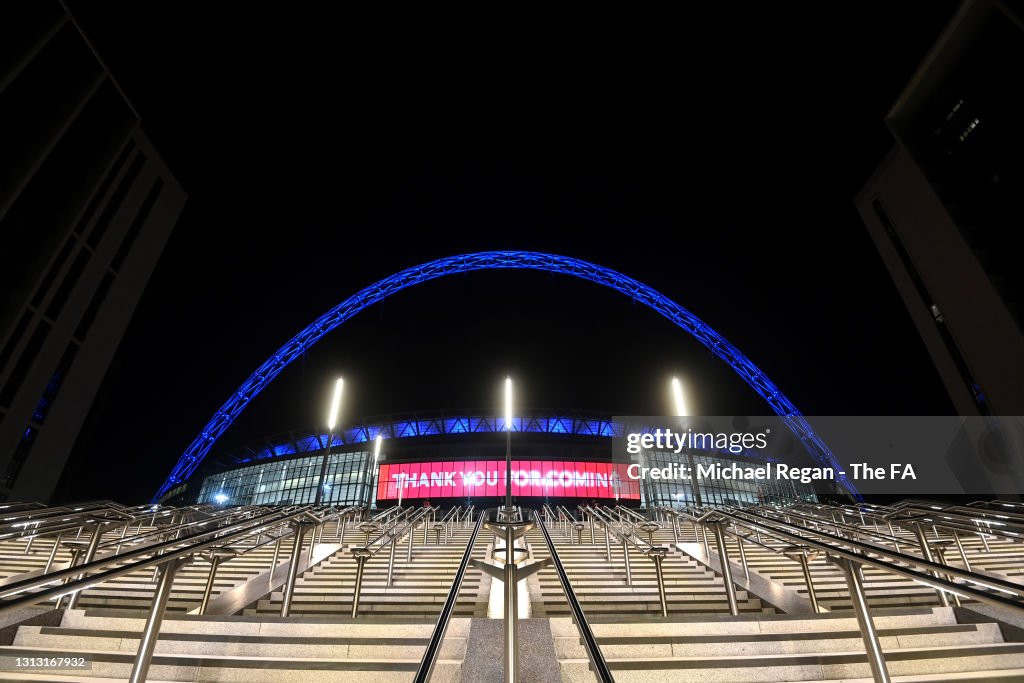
[327,377,344,430]
[505,376,513,430]
[316,377,344,506]
[671,376,702,508]
[504,376,513,512]
[365,433,384,511]
[671,377,687,417]
[214,493,228,504]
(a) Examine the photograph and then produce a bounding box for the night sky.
[58,2,961,503]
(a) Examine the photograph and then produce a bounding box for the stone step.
[559,607,959,636]
[14,625,468,659]
[0,646,462,682]
[566,623,1002,658]
[62,609,466,637]
[559,642,1024,682]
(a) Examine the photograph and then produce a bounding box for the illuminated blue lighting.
[153,251,858,502]
[214,492,228,504]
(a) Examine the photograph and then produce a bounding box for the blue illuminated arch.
[153,251,859,502]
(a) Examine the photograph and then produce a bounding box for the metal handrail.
[349,507,432,618]
[742,503,1023,584]
[0,506,314,609]
[661,503,1024,683]
[191,505,358,616]
[532,509,614,682]
[615,505,649,524]
[413,508,485,683]
[355,508,429,559]
[586,506,659,555]
[0,505,142,544]
[658,505,826,614]
[757,507,910,548]
[581,505,669,615]
[369,505,404,525]
[719,508,1024,610]
[95,505,266,552]
[848,501,1024,540]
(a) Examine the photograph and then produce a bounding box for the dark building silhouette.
[0,2,186,502]
[857,0,1024,416]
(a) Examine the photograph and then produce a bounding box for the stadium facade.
[167,410,819,509]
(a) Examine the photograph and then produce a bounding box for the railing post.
[622,539,632,586]
[931,541,962,607]
[832,556,891,683]
[886,522,902,553]
[388,536,397,586]
[705,518,739,616]
[270,536,283,583]
[575,523,584,545]
[199,549,235,615]
[951,530,972,572]
[651,548,668,617]
[407,524,414,561]
[736,533,750,580]
[906,518,951,607]
[351,550,369,618]
[56,547,83,609]
[128,556,192,683]
[280,521,312,617]
[784,545,820,613]
[67,524,105,610]
[976,523,991,552]
[43,531,63,574]
[604,520,611,562]
[110,521,130,556]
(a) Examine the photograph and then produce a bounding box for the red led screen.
[376,460,639,501]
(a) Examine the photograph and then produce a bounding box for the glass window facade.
[197,450,377,506]
[640,450,818,508]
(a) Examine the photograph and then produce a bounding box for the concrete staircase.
[555,607,1024,682]
[246,520,491,618]
[0,523,312,613]
[526,520,770,617]
[0,534,75,580]
[0,608,465,682]
[678,514,1024,612]
[0,503,1022,682]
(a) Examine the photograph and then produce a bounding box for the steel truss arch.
[153,251,859,502]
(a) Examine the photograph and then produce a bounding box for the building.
[170,410,818,509]
[0,2,186,502]
[856,0,1024,416]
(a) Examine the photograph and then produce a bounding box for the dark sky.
[59,2,962,503]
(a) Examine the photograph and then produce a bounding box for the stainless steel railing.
[708,505,1024,683]
[349,507,431,618]
[0,504,331,683]
[582,505,669,617]
[413,509,485,683]
[532,509,615,682]
[659,505,827,615]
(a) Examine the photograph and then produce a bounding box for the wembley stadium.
[162,410,820,510]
